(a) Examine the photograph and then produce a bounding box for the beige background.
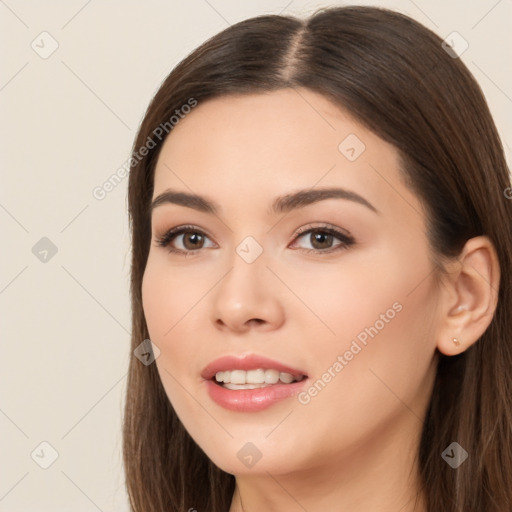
[1,1,510,510]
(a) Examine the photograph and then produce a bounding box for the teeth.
[265,369,280,384]
[215,368,303,385]
[247,369,265,384]
[231,370,246,384]
[279,372,295,384]
[223,383,273,390]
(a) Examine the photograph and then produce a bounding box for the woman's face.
[142,88,441,477]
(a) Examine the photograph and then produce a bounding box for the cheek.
[141,255,210,405]
[297,250,438,441]
[141,258,189,387]
[141,259,170,339]
[141,253,208,340]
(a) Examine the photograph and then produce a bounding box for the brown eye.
[155,225,215,254]
[181,231,205,250]
[308,231,334,250]
[292,225,355,255]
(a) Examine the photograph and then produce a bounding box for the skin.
[141,88,499,512]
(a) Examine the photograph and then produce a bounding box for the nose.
[210,249,285,333]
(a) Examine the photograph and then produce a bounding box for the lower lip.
[205,378,308,412]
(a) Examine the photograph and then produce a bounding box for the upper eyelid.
[295,222,352,237]
[155,223,354,248]
[155,223,349,238]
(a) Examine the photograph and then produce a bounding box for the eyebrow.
[151,187,379,215]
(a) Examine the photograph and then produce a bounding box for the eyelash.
[155,223,355,257]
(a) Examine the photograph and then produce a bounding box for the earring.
[452,337,461,347]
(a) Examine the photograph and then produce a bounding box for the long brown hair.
[123,6,512,511]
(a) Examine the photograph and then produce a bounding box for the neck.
[231,466,426,512]
[229,413,427,512]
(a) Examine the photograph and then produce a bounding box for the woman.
[123,5,512,511]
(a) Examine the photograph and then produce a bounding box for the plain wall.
[1,0,510,510]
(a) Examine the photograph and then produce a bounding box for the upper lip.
[201,354,308,380]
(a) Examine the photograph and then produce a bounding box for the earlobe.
[436,236,500,356]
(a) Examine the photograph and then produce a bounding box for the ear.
[436,236,500,356]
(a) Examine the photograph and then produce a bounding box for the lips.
[201,354,308,381]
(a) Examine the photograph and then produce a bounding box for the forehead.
[151,89,420,221]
